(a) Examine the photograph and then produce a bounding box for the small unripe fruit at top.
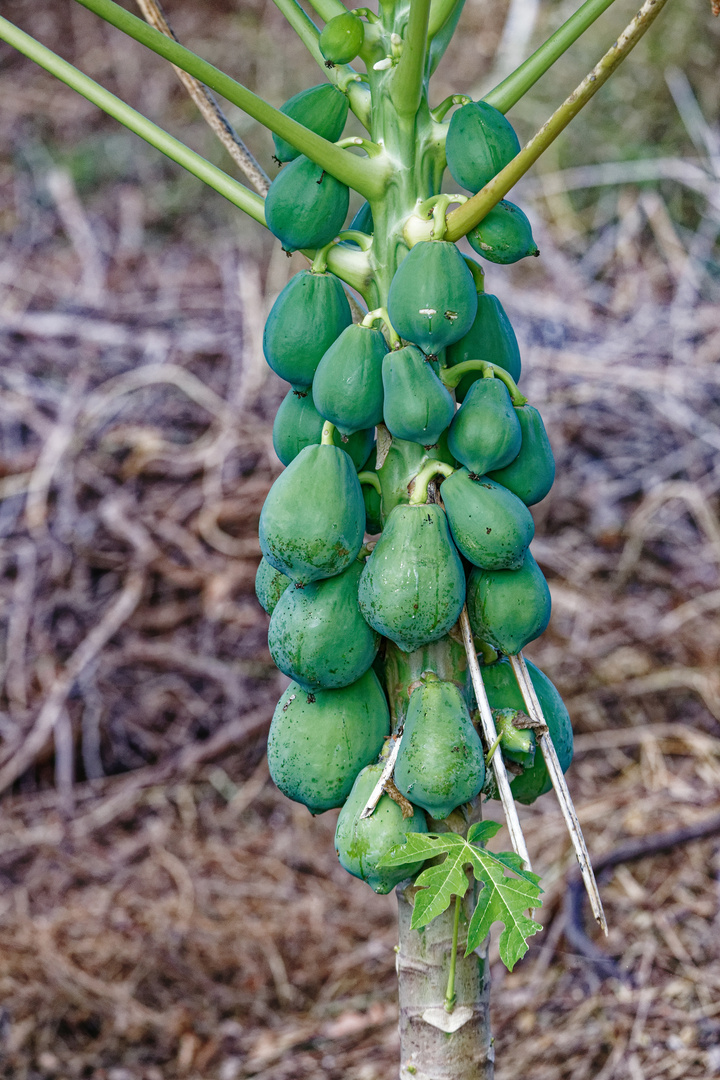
[320,12,365,65]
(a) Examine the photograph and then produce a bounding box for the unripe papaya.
[350,200,374,235]
[440,468,534,569]
[319,12,365,64]
[382,346,455,446]
[448,378,522,474]
[255,557,290,616]
[387,241,477,354]
[263,269,352,389]
[265,156,349,252]
[268,560,380,690]
[466,550,551,655]
[335,762,428,893]
[273,84,349,163]
[446,292,521,402]
[446,101,521,193]
[312,324,387,435]
[487,405,555,505]
[481,657,572,804]
[468,200,539,265]
[259,443,365,584]
[358,503,465,653]
[394,675,485,819]
[272,390,373,469]
[267,669,390,814]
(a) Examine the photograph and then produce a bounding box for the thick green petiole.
[444,893,462,1013]
[0,16,266,226]
[484,0,621,114]
[441,362,527,406]
[391,0,432,117]
[71,0,387,199]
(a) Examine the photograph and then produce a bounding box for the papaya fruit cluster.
[254,86,572,894]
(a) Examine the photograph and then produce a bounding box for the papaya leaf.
[466,858,543,971]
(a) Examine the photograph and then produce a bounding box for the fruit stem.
[357,471,382,495]
[320,420,336,446]
[444,893,462,1013]
[484,731,503,767]
[311,241,335,273]
[440,361,527,406]
[335,135,384,157]
[409,461,456,506]
[361,307,401,346]
[429,93,472,123]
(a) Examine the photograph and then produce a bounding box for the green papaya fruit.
[267,669,390,814]
[481,657,572,804]
[335,762,428,893]
[466,549,551,655]
[446,292,521,402]
[312,324,387,435]
[255,556,290,616]
[394,675,485,819]
[350,200,373,235]
[360,448,383,534]
[487,405,555,505]
[382,345,455,446]
[358,502,465,653]
[272,390,373,469]
[376,432,454,520]
[383,637,469,730]
[448,377,522,474]
[268,560,380,689]
[446,101,521,193]
[467,200,539,265]
[265,156,349,252]
[494,708,535,769]
[259,442,365,584]
[273,84,349,163]
[319,12,365,64]
[263,269,352,389]
[440,468,534,569]
[387,241,478,354]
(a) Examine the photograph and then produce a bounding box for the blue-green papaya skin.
[263,270,352,389]
[440,468,535,570]
[272,390,373,469]
[466,550,551,655]
[481,657,573,805]
[350,200,374,235]
[445,101,521,193]
[312,324,388,435]
[272,84,349,163]
[267,670,390,814]
[265,156,350,252]
[487,405,555,506]
[319,12,365,64]
[394,676,485,819]
[382,346,455,447]
[268,560,380,690]
[358,503,466,653]
[255,557,291,616]
[259,443,366,585]
[446,293,522,402]
[335,763,428,893]
[387,241,478,354]
[376,433,454,522]
[468,200,539,265]
[448,378,522,475]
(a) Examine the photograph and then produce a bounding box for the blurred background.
[0,0,719,1077]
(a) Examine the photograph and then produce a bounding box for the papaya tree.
[0,0,681,1075]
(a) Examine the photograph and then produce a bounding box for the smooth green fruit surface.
[319,12,365,64]
[448,378,522,474]
[267,670,390,814]
[382,346,455,446]
[259,443,365,584]
[273,84,349,162]
[335,763,428,893]
[441,468,534,569]
[468,200,539,265]
[466,550,551,655]
[394,676,485,819]
[481,657,572,804]
[265,156,349,251]
[446,101,521,193]
[272,390,373,468]
[358,503,465,653]
[387,241,477,354]
[488,405,555,505]
[263,270,352,389]
[446,292,522,401]
[255,557,290,616]
[313,324,387,435]
[268,560,380,689]
[349,200,373,235]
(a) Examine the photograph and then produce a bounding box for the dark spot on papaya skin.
[306,693,316,703]
[486,527,492,534]
[423,443,439,450]
[294,582,305,589]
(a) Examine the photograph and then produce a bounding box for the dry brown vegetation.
[0,1,720,1077]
